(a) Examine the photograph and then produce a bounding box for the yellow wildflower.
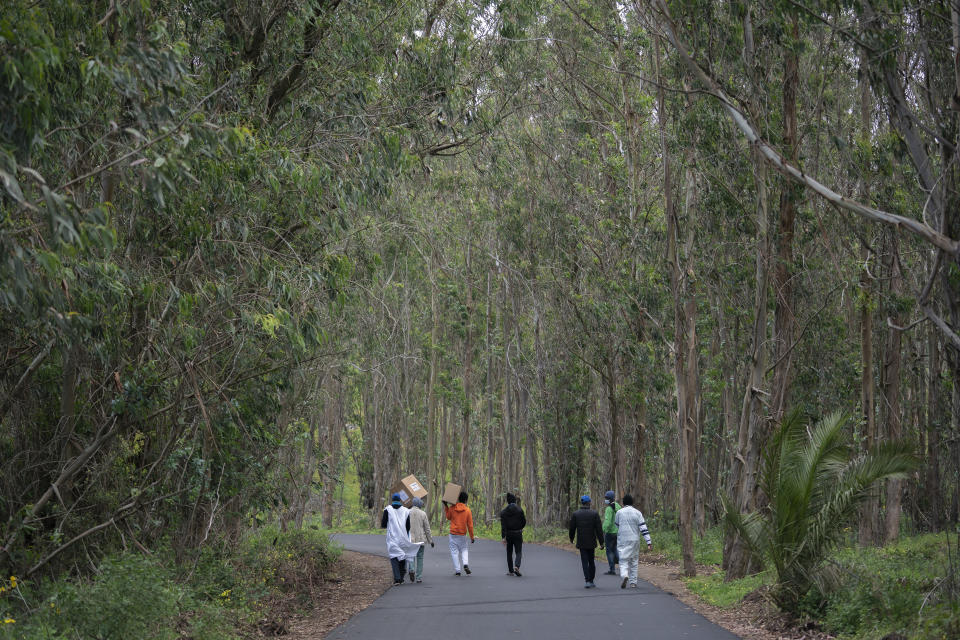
[8,577,15,588]
[2,618,14,624]
[219,589,231,598]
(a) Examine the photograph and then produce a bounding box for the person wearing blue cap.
[602,490,621,575]
[568,495,604,588]
[381,493,415,585]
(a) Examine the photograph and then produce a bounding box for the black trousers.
[505,532,523,571]
[579,547,596,582]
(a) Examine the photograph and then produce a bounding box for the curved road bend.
[331,534,741,640]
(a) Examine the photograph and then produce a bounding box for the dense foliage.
[2,0,959,634]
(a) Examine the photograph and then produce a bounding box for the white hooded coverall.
[614,505,652,586]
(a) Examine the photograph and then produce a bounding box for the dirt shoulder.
[281,550,392,639]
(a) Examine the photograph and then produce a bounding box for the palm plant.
[724,410,916,614]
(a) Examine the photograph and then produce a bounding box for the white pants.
[449,535,469,572]
[618,540,639,585]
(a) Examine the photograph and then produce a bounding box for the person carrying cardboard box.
[443,490,475,576]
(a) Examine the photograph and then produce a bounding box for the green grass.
[685,570,770,607]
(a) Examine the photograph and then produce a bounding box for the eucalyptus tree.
[0,0,468,577]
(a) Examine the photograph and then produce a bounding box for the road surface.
[329,534,741,640]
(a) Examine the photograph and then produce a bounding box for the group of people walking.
[381,489,651,588]
[569,491,652,589]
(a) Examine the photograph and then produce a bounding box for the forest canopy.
[1,0,957,607]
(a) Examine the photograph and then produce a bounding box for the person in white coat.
[613,494,652,589]
[380,493,421,585]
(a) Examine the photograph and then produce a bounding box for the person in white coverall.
[614,493,652,589]
[380,493,422,585]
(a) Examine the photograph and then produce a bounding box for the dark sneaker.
[409,570,415,582]
[416,578,422,583]
[604,570,616,575]
[455,571,461,576]
[463,564,471,575]
[513,568,522,577]
[393,580,402,586]
[621,576,628,589]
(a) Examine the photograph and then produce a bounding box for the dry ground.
[272,551,392,639]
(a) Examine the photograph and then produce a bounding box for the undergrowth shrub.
[237,524,340,603]
[804,533,958,639]
[0,555,178,640]
[0,525,341,639]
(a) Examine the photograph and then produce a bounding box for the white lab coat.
[384,505,421,560]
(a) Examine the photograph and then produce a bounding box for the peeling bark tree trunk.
[927,325,943,530]
[857,70,880,546]
[460,215,474,490]
[882,233,904,543]
[426,250,440,523]
[724,6,772,580]
[770,13,800,424]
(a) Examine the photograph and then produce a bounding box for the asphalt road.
[330,534,741,640]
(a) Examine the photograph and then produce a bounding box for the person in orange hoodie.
[444,490,475,576]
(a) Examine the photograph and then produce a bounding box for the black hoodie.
[499,503,527,537]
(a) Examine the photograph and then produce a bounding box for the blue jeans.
[389,557,405,582]
[604,533,619,571]
[408,545,425,580]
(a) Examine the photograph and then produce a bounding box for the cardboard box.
[442,482,462,505]
[390,474,428,507]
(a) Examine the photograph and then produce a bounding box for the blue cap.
[580,495,591,504]
[605,490,615,501]
[391,493,401,502]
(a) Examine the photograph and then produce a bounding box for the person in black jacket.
[500,493,526,576]
[569,495,604,588]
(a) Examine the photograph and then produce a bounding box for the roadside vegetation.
[0,525,339,640]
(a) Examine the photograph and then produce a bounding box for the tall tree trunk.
[927,325,943,530]
[771,13,800,423]
[857,68,880,546]
[484,266,496,520]
[657,35,697,577]
[631,394,647,512]
[605,357,620,494]
[724,6,772,579]
[321,376,343,528]
[427,253,439,523]
[459,215,474,489]
[724,149,771,577]
[883,233,904,542]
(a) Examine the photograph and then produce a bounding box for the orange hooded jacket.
[445,502,474,538]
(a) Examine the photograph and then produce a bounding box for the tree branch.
[648,0,960,257]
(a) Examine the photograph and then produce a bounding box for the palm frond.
[727,410,918,615]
